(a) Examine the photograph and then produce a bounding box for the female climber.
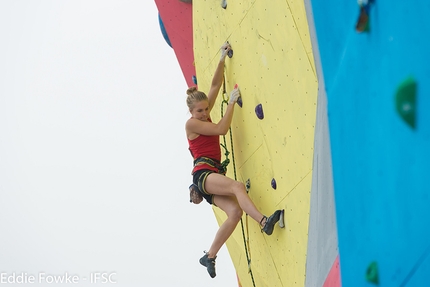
[185,42,282,278]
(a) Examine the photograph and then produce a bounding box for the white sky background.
[0,1,236,286]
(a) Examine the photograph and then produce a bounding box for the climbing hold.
[355,7,369,32]
[355,0,374,33]
[225,41,233,58]
[357,0,375,4]
[279,209,285,228]
[221,0,227,9]
[158,14,172,48]
[255,104,264,119]
[192,75,198,85]
[245,179,251,193]
[395,77,416,129]
[271,178,277,190]
[179,0,192,3]
[237,96,243,107]
[357,0,373,6]
[366,261,379,285]
[356,6,369,32]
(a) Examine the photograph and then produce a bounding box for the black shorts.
[193,169,217,205]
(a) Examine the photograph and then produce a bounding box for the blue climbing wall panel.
[309,1,430,286]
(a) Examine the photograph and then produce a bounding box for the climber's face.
[191,100,209,121]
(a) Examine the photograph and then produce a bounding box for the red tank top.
[188,119,221,173]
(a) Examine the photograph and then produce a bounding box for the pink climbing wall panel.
[323,256,341,287]
[154,0,196,87]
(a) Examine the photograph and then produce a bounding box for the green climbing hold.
[366,261,379,285]
[395,77,417,129]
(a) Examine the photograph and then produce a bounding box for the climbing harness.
[194,157,228,175]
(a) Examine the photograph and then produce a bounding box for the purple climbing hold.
[237,96,243,107]
[255,104,264,119]
[271,178,277,190]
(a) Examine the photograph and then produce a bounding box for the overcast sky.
[0,1,236,286]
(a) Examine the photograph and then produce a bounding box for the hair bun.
[187,86,198,96]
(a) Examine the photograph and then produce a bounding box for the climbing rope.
[220,78,257,287]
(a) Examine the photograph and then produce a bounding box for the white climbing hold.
[279,209,285,228]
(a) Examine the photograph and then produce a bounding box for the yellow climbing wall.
[193,0,317,286]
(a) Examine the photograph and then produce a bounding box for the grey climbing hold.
[221,0,227,9]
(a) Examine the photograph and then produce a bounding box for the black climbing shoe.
[199,252,217,278]
[261,210,282,235]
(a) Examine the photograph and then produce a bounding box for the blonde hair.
[186,86,208,111]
